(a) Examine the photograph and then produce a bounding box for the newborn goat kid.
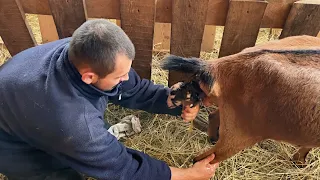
[161,35,320,166]
[169,81,205,108]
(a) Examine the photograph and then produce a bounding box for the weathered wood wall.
[0,0,320,85]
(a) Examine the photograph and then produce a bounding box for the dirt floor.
[1,15,320,180]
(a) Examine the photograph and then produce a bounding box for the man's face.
[94,53,132,91]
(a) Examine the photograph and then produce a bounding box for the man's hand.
[170,153,219,180]
[181,103,200,122]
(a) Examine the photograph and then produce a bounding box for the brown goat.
[161,35,320,166]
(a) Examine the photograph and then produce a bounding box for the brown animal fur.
[195,35,320,165]
[164,35,320,166]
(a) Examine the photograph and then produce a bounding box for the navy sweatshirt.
[0,38,182,179]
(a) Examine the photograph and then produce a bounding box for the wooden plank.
[22,0,51,15]
[279,0,320,39]
[0,0,36,56]
[21,0,300,28]
[168,0,209,87]
[201,25,216,52]
[205,0,229,26]
[48,0,87,38]
[38,15,59,43]
[153,23,215,52]
[85,0,120,19]
[219,0,268,57]
[120,0,155,80]
[153,23,171,52]
[261,0,299,28]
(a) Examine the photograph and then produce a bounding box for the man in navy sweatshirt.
[0,19,218,180]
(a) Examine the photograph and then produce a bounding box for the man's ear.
[81,72,99,84]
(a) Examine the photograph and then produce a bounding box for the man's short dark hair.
[68,19,135,77]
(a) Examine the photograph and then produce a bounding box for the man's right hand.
[170,153,219,180]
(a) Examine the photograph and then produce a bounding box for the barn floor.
[1,15,320,180]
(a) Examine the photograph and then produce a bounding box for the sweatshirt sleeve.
[23,112,172,180]
[109,68,182,116]
[57,123,171,180]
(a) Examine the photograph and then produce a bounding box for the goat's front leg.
[207,109,220,144]
[194,132,261,164]
[194,107,263,164]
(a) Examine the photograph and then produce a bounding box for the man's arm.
[23,114,172,179]
[109,68,182,116]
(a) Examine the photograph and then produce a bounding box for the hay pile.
[1,15,320,180]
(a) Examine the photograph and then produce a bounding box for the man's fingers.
[204,154,219,171]
[181,114,195,120]
[183,104,200,111]
[204,154,216,164]
[182,117,195,122]
[183,107,192,113]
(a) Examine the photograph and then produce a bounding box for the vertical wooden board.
[48,0,87,38]
[120,0,155,80]
[155,0,172,23]
[201,25,216,52]
[21,0,51,15]
[85,0,120,19]
[38,15,59,43]
[219,0,268,58]
[279,0,320,39]
[0,0,36,56]
[153,23,215,52]
[205,0,229,25]
[153,23,171,51]
[169,0,209,86]
[261,0,299,28]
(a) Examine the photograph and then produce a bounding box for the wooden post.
[120,0,156,80]
[153,24,216,52]
[260,0,299,28]
[279,0,320,39]
[168,0,210,87]
[48,0,87,38]
[219,0,268,57]
[201,25,216,52]
[0,0,36,56]
[38,15,59,43]
[153,23,171,52]
[20,0,315,29]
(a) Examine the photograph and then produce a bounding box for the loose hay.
[0,41,10,66]
[1,15,320,180]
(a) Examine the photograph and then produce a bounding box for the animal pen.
[1,0,320,179]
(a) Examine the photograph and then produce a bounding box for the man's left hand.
[181,103,200,122]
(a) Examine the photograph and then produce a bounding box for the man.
[0,19,218,180]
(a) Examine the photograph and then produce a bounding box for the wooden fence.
[0,0,320,86]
